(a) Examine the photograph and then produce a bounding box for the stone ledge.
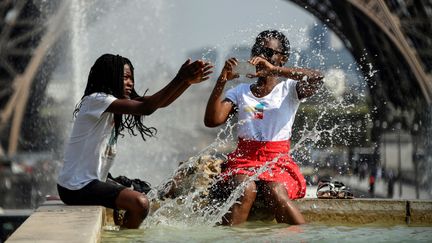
[251,199,432,225]
[409,200,432,226]
[296,199,407,225]
[6,202,103,243]
[6,199,432,242]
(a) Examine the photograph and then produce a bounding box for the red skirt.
[221,138,306,199]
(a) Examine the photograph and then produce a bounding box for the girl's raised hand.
[176,59,213,85]
[219,58,240,81]
[248,56,276,78]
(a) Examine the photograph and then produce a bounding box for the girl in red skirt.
[204,30,323,225]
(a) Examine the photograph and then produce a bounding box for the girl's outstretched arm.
[204,58,238,127]
[107,60,212,116]
[249,57,324,100]
[155,59,213,108]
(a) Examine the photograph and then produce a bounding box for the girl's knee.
[244,181,257,195]
[229,176,257,201]
[242,181,257,203]
[268,183,287,195]
[232,175,256,192]
[264,182,289,205]
[135,194,149,217]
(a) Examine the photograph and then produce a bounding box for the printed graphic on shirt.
[253,131,264,141]
[104,127,117,161]
[244,102,266,120]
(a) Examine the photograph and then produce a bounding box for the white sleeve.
[286,79,300,103]
[225,85,240,105]
[86,93,117,118]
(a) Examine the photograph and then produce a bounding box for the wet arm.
[107,76,191,116]
[273,66,324,99]
[105,96,162,116]
[134,61,212,108]
[108,60,213,116]
[134,76,191,109]
[204,77,234,127]
[108,81,188,116]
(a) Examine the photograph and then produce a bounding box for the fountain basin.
[5,199,432,242]
[251,199,431,226]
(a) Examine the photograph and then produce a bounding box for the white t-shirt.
[57,93,117,190]
[225,79,300,141]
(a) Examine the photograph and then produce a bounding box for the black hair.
[251,30,290,61]
[74,53,156,141]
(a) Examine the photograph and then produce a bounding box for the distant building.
[225,45,251,61]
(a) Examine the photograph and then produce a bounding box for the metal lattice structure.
[0,0,67,156]
[289,0,432,125]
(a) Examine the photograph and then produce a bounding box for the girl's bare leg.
[115,189,149,229]
[222,175,257,226]
[264,182,305,225]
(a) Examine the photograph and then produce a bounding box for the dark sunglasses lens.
[262,48,274,59]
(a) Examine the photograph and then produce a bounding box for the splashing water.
[70,0,89,104]
[140,37,375,224]
[141,119,292,228]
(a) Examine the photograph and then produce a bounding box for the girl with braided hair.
[205,30,323,225]
[57,54,212,228]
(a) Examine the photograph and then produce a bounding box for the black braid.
[73,54,157,141]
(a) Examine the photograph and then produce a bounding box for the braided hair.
[74,54,157,141]
[251,30,290,63]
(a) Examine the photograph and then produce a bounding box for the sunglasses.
[260,47,287,59]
